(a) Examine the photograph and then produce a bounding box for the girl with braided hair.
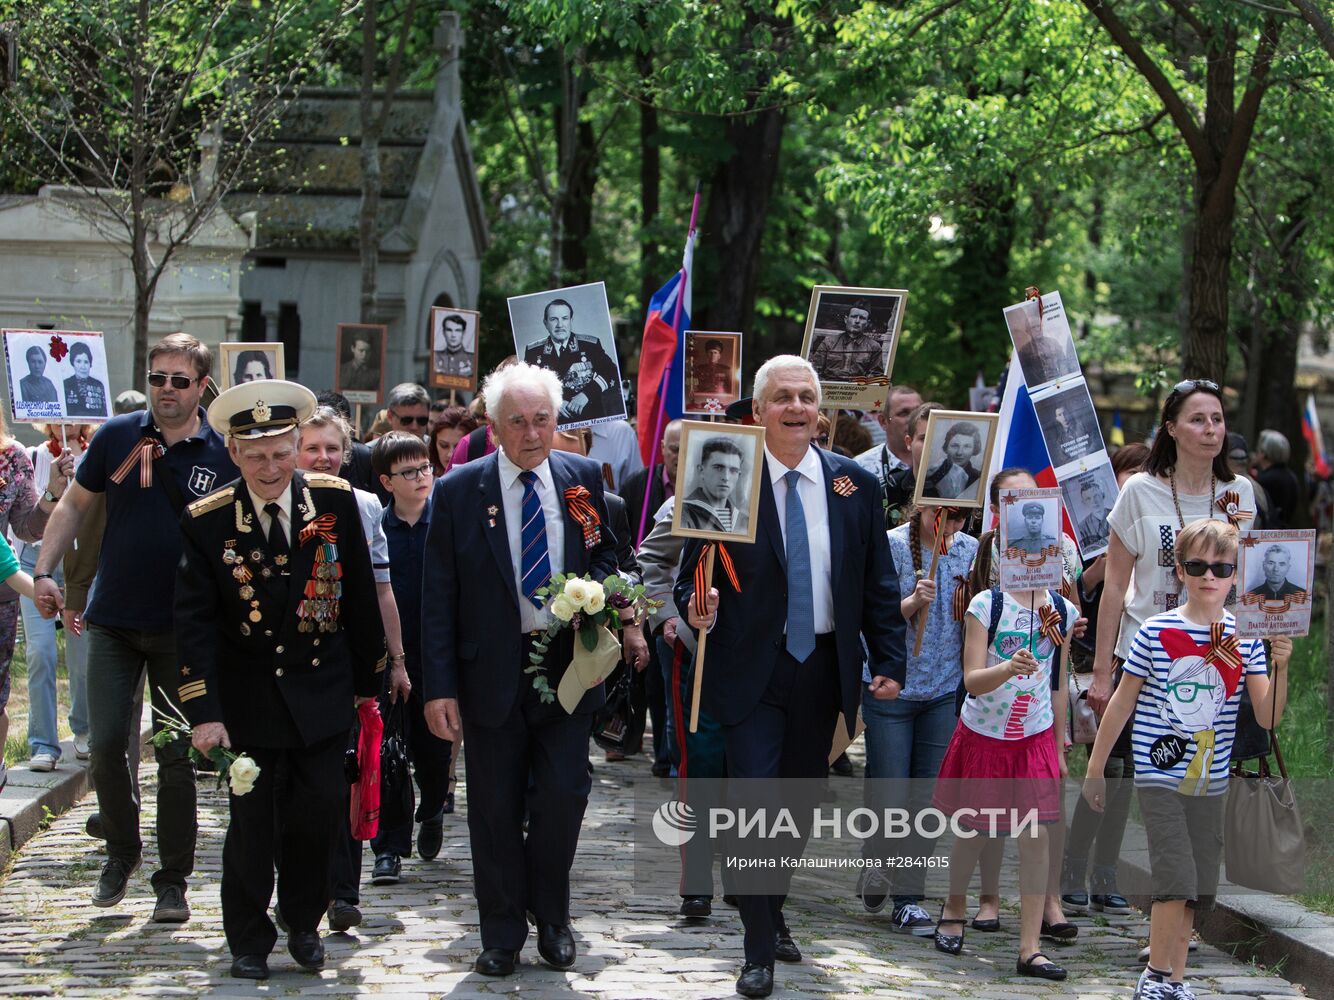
[855,503,974,935]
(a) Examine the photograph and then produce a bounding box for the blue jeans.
[19,546,89,757]
[861,691,956,905]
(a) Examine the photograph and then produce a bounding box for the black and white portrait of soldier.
[1246,543,1306,599]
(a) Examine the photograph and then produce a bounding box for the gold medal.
[274,554,288,566]
[249,609,262,623]
[250,549,264,563]
[239,585,255,600]
[240,622,251,636]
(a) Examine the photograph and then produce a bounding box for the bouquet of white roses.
[528,574,660,710]
[150,689,261,796]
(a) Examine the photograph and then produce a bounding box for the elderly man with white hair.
[677,354,907,998]
[174,379,386,979]
[421,361,618,978]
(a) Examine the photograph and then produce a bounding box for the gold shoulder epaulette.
[186,485,235,518]
[304,472,351,491]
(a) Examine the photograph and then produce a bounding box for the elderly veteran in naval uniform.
[174,380,386,980]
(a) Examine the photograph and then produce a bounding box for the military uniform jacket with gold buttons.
[174,470,386,748]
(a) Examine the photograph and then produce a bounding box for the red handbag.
[349,701,383,840]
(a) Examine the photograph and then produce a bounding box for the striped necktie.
[519,469,552,607]
[784,469,815,662]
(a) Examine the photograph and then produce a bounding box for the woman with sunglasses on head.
[1087,380,1254,720]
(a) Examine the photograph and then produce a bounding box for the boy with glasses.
[1083,518,1290,1000]
[369,432,454,884]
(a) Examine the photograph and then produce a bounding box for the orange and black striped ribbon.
[564,485,602,548]
[1215,490,1253,528]
[109,437,164,488]
[952,575,970,621]
[692,542,741,619]
[1038,604,1064,648]
[299,513,338,546]
[1205,621,1242,672]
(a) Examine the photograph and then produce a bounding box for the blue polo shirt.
[76,408,237,631]
[382,493,432,663]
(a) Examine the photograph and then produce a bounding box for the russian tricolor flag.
[1304,394,1329,478]
[636,235,694,467]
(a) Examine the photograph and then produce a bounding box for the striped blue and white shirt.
[1122,609,1267,797]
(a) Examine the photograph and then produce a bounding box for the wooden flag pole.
[449,389,458,406]
[354,402,363,439]
[689,545,717,734]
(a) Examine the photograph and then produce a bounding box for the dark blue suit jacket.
[675,447,906,736]
[421,450,619,727]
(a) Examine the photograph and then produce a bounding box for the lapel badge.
[274,554,289,566]
[832,475,857,497]
[487,504,499,528]
[250,548,264,563]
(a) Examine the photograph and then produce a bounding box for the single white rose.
[564,578,590,606]
[584,586,605,614]
[228,755,260,796]
[551,593,577,622]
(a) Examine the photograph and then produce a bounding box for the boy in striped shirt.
[1082,518,1291,1000]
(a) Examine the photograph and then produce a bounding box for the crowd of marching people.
[0,333,1316,998]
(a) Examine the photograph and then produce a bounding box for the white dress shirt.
[765,445,834,635]
[248,485,292,548]
[498,448,566,632]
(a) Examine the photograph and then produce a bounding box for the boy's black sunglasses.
[1179,559,1236,579]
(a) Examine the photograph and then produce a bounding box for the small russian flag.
[1303,394,1329,478]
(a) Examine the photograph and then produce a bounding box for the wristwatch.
[42,489,62,503]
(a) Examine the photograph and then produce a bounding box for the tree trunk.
[1183,178,1234,382]
[948,178,1016,380]
[130,0,151,381]
[559,118,597,284]
[697,105,785,332]
[637,45,660,315]
[358,0,381,324]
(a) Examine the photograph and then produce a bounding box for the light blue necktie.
[784,469,815,662]
[519,470,551,608]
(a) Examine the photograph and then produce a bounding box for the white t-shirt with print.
[961,589,1077,740]
[1105,472,1254,660]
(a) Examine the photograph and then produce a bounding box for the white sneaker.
[29,751,58,772]
[74,735,91,760]
[1169,981,1197,1000]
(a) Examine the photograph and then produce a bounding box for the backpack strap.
[1047,588,1067,689]
[987,586,1004,646]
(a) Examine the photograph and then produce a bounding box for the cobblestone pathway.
[0,749,1306,998]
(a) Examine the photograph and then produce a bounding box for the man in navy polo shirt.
[34,332,237,922]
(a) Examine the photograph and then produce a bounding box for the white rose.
[551,594,577,622]
[228,755,260,796]
[564,578,591,607]
[584,586,605,614]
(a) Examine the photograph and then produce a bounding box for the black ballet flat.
[1040,919,1079,942]
[933,910,966,956]
[1017,950,1067,981]
[970,915,1001,932]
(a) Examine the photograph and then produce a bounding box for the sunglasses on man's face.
[1179,559,1236,579]
[392,412,430,427]
[147,371,199,390]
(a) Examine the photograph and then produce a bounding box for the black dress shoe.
[327,899,362,932]
[287,931,325,971]
[230,954,270,980]
[418,809,445,861]
[722,894,739,907]
[442,791,456,814]
[774,931,801,963]
[1017,950,1067,980]
[536,920,576,970]
[1040,919,1079,942]
[736,962,774,997]
[679,895,712,918]
[830,751,854,777]
[475,947,519,976]
[372,852,401,885]
[85,812,106,840]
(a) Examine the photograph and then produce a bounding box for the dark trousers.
[723,638,841,966]
[645,624,668,766]
[462,641,593,950]
[668,636,733,898]
[224,731,347,956]
[86,624,196,890]
[373,678,454,858]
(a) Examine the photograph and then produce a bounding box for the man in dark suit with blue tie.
[677,355,907,998]
[421,362,618,977]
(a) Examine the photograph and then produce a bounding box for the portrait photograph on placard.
[507,281,627,429]
[1236,529,1316,638]
[670,421,765,544]
[1034,379,1103,469]
[1058,460,1119,559]
[799,285,907,410]
[1003,291,1080,391]
[914,409,1000,509]
[683,330,743,416]
[429,306,481,392]
[997,487,1065,591]
[218,342,285,390]
[335,323,387,405]
[3,329,112,423]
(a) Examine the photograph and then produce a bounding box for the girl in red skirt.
[931,581,1074,981]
